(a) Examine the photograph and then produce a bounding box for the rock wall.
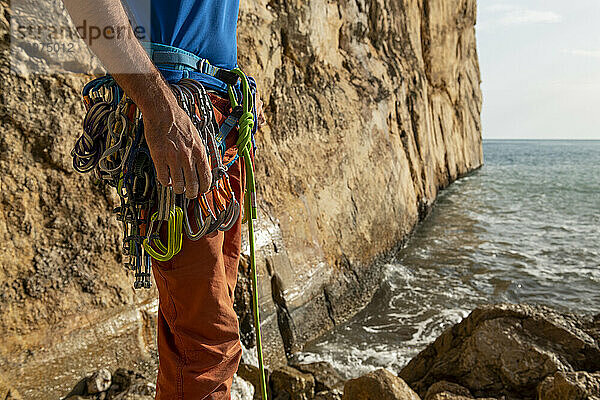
[0,0,482,397]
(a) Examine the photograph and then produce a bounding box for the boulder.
[270,365,315,400]
[587,314,600,343]
[400,304,600,399]
[232,374,255,400]
[423,380,500,400]
[537,371,600,400]
[291,361,345,391]
[110,382,155,399]
[425,381,473,400]
[62,368,154,400]
[237,362,271,398]
[426,393,473,400]
[62,377,89,399]
[106,369,150,397]
[343,369,420,400]
[315,389,343,400]
[87,369,112,394]
[110,394,153,400]
[426,394,471,400]
[107,369,154,400]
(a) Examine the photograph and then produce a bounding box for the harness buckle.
[216,69,239,86]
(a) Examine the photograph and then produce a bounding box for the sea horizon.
[483,138,600,141]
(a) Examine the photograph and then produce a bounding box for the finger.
[193,146,212,194]
[171,165,185,194]
[154,157,170,187]
[182,158,199,199]
[196,162,212,194]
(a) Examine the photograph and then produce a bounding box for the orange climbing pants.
[151,93,244,400]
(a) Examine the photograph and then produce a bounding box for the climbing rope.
[72,67,268,400]
[228,69,268,400]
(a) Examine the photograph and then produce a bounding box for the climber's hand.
[143,94,212,199]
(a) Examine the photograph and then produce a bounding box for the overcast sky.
[476,1,600,140]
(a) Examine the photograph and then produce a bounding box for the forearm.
[63,0,212,197]
[62,0,174,114]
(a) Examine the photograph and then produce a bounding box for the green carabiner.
[142,206,184,262]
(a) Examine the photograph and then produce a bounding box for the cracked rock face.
[0,0,482,397]
[87,369,112,394]
[399,304,600,400]
[537,371,600,400]
[0,374,23,400]
[291,362,345,393]
[424,381,501,400]
[270,365,316,400]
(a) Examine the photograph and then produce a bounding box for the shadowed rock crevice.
[271,271,298,359]
[322,287,336,327]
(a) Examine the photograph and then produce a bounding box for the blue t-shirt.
[122,0,239,69]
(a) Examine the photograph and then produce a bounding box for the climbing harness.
[71,49,268,400]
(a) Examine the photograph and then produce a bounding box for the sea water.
[297,140,600,378]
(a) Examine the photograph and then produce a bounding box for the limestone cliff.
[0,0,482,397]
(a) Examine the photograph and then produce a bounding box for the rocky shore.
[39,304,599,400]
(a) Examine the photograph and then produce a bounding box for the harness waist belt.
[140,42,239,86]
